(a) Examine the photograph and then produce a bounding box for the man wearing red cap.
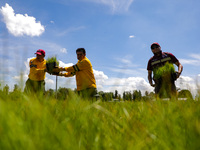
[24,49,47,94]
[147,43,183,98]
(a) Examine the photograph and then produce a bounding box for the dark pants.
[154,77,176,98]
[77,88,97,99]
[24,78,45,94]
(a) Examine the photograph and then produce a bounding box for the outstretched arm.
[57,72,75,77]
[52,67,75,77]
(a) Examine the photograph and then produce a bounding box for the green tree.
[178,89,193,100]
[57,87,70,100]
[13,84,21,92]
[114,90,118,99]
[3,84,9,95]
[133,90,142,101]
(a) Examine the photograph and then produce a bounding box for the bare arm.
[175,61,183,78]
[148,70,155,87]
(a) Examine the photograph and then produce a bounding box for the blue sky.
[0,0,200,96]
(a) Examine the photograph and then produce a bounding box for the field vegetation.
[0,85,200,150]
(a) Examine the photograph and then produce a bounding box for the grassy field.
[0,92,200,150]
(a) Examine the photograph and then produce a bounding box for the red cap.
[35,49,45,56]
[151,42,160,49]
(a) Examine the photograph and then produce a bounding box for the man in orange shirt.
[54,48,97,98]
[24,49,46,94]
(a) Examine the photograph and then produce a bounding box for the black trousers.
[154,78,176,98]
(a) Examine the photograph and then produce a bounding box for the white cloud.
[58,60,73,68]
[114,55,139,67]
[176,75,200,97]
[93,69,108,90]
[180,53,200,66]
[0,3,45,37]
[189,54,200,60]
[82,0,134,13]
[129,35,135,38]
[60,48,67,54]
[179,59,200,66]
[102,77,153,95]
[45,78,54,86]
[101,75,200,97]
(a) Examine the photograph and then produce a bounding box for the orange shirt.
[28,58,46,81]
[64,57,96,91]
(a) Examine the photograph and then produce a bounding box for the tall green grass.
[0,93,200,150]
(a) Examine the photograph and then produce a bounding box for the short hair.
[76,48,86,54]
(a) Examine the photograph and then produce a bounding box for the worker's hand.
[52,67,63,72]
[172,72,181,80]
[51,72,59,75]
[176,72,181,78]
[150,83,156,87]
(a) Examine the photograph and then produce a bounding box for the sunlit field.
[0,90,200,150]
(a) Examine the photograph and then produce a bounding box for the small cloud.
[46,78,54,84]
[179,53,200,66]
[0,3,45,37]
[57,26,85,36]
[58,60,73,68]
[82,0,134,14]
[114,55,138,67]
[50,21,54,24]
[189,54,200,60]
[60,48,67,54]
[129,35,135,38]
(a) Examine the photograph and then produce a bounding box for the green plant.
[46,56,59,73]
[0,89,199,150]
[153,62,175,80]
[46,56,59,66]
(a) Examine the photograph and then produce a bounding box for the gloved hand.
[51,72,59,75]
[171,72,179,81]
[52,67,64,72]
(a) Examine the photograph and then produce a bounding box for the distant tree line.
[0,84,199,101]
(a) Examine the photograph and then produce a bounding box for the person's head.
[151,42,161,56]
[35,49,45,61]
[76,48,86,61]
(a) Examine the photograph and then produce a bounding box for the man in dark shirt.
[147,42,183,98]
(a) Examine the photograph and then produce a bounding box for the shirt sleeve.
[64,66,75,72]
[29,60,45,73]
[63,72,75,77]
[167,52,179,63]
[147,59,152,71]
[64,59,91,72]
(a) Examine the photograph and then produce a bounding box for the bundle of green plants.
[153,62,177,98]
[153,62,175,80]
[46,56,59,73]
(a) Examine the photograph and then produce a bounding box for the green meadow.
[0,91,200,150]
